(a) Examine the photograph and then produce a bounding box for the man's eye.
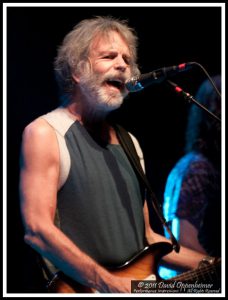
[103,55,114,59]
[124,58,130,65]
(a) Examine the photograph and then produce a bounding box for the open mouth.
[105,79,125,91]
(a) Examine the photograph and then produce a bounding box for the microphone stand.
[167,80,221,122]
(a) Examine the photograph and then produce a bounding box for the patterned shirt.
[160,151,221,279]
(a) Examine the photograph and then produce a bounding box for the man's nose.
[114,56,128,72]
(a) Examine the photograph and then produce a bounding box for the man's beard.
[78,65,129,113]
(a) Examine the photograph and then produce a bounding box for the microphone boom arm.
[167,80,221,122]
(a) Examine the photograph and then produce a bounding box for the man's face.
[78,31,132,112]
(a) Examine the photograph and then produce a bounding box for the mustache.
[101,73,129,85]
[79,69,130,95]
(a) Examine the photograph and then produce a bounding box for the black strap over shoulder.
[114,124,180,253]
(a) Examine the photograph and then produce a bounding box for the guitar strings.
[169,260,221,282]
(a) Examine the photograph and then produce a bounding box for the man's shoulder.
[22,116,56,143]
[23,107,67,136]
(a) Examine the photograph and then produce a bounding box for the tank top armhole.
[128,132,145,172]
[55,132,71,190]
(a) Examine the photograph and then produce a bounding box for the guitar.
[46,242,221,293]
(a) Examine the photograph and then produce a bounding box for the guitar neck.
[170,259,221,283]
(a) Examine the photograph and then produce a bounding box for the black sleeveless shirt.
[42,107,146,268]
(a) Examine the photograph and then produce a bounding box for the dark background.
[6,5,221,293]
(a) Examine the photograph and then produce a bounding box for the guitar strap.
[114,124,180,253]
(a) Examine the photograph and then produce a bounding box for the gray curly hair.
[54,16,140,104]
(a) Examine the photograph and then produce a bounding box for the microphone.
[126,62,194,92]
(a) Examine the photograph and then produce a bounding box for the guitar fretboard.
[170,260,221,283]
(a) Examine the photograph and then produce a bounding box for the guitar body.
[47,242,172,293]
[110,241,172,279]
[46,241,221,293]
